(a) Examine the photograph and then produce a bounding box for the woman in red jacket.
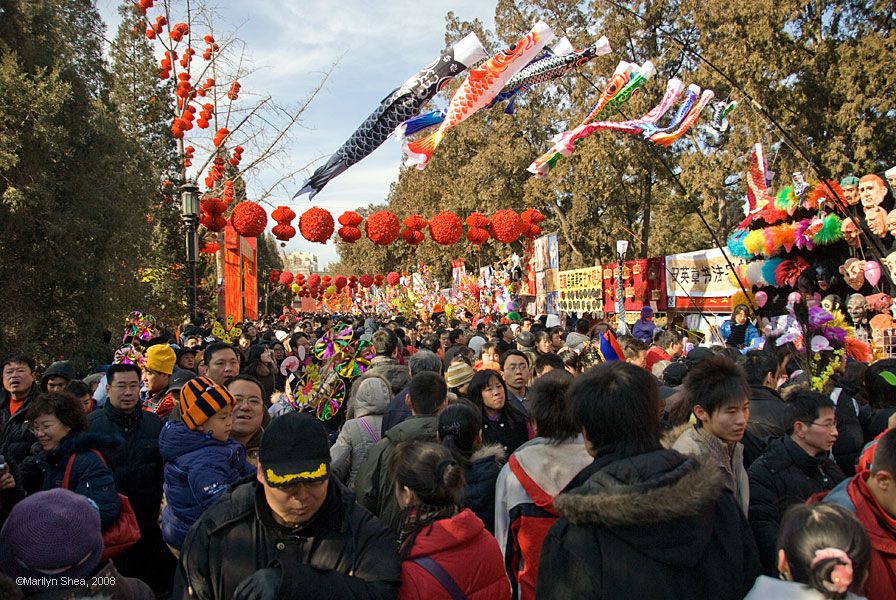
[390,441,510,600]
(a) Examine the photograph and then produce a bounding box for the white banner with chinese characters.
[665,248,745,298]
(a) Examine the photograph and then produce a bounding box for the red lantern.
[386,272,401,287]
[374,274,384,287]
[489,209,522,243]
[200,213,228,232]
[321,275,332,287]
[365,211,400,245]
[334,275,347,290]
[230,202,268,238]
[200,242,220,254]
[466,227,489,245]
[359,274,373,288]
[279,271,294,286]
[295,273,306,286]
[429,212,463,245]
[338,226,362,243]
[299,207,334,244]
[271,205,297,246]
[268,270,281,284]
[520,208,545,239]
[338,211,363,227]
[307,273,321,289]
[401,228,425,245]
[403,214,428,230]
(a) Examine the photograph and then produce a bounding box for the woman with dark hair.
[19,393,121,529]
[438,402,505,533]
[557,349,581,375]
[467,370,529,456]
[270,341,287,391]
[390,441,510,600]
[533,331,553,356]
[240,344,276,405]
[744,503,870,599]
[721,304,760,349]
[494,370,592,600]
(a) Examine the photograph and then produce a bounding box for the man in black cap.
[173,411,400,600]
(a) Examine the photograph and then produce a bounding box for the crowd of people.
[0,305,895,599]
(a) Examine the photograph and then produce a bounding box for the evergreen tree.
[0,0,154,370]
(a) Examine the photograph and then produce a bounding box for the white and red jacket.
[494,436,592,600]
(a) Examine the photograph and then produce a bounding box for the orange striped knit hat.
[179,376,236,430]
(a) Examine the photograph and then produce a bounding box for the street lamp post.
[616,239,629,336]
[180,181,200,320]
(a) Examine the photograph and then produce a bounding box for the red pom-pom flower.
[489,209,522,243]
[359,274,373,289]
[230,201,267,238]
[386,272,401,287]
[299,207,334,244]
[429,212,463,245]
[279,271,295,286]
[365,211,400,245]
[307,274,321,289]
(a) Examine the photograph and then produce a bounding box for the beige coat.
[673,425,749,516]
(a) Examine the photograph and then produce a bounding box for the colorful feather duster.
[761,258,784,286]
[743,229,767,256]
[727,229,751,259]
[811,214,843,246]
[774,186,799,215]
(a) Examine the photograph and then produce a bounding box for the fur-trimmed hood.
[553,449,729,568]
[470,443,506,465]
[555,449,724,527]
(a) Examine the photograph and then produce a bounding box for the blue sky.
[97,0,497,268]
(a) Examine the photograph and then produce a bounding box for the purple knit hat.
[641,306,654,319]
[0,489,103,591]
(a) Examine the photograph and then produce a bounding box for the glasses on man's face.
[806,420,838,431]
[235,396,263,407]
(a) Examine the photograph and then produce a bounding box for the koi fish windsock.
[294,32,487,199]
[402,20,555,169]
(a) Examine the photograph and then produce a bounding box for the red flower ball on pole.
[334,275,347,290]
[299,207,334,244]
[489,209,522,243]
[279,271,294,286]
[230,201,267,238]
[365,211,400,245]
[429,212,463,245]
[386,272,401,287]
[307,274,321,289]
[374,274,384,287]
[359,274,373,289]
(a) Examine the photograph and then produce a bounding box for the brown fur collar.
[661,422,692,449]
[471,443,506,464]
[553,456,724,527]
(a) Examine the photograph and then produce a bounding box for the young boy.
[673,355,751,515]
[159,376,253,551]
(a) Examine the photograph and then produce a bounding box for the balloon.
[864,261,882,287]
[787,292,802,305]
[291,283,300,294]
[754,291,768,308]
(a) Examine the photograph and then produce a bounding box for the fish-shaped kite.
[397,35,611,138]
[403,20,555,169]
[294,32,487,199]
[528,60,653,176]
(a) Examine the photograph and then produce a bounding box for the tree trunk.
[639,172,653,258]
[548,201,585,264]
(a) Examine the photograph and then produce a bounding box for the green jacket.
[352,415,438,531]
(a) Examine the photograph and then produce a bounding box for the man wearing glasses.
[747,389,846,574]
[89,362,173,595]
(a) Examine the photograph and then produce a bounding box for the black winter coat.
[482,406,529,456]
[462,444,505,534]
[173,478,401,600]
[830,383,864,476]
[88,402,174,594]
[20,431,122,529]
[88,402,164,526]
[747,435,845,573]
[537,449,760,600]
[0,384,39,465]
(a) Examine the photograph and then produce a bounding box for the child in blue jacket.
[159,376,253,551]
